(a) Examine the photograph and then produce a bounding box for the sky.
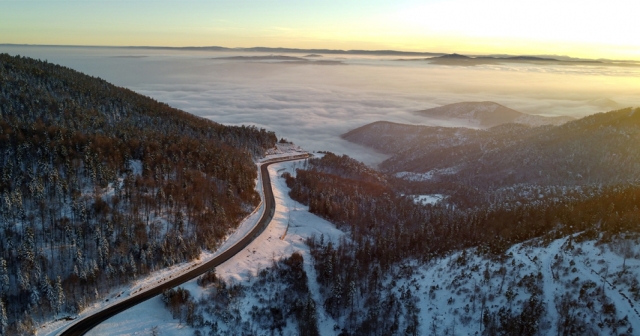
[2,0,639,60]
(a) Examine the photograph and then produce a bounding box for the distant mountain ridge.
[416,101,574,128]
[0,44,445,57]
[7,44,639,65]
[215,55,309,61]
[213,55,343,65]
[428,53,560,62]
[397,53,613,66]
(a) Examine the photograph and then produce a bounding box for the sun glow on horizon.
[1,0,639,61]
[385,0,640,59]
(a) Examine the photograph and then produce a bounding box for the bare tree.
[617,239,635,274]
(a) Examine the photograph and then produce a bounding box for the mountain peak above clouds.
[416,101,574,127]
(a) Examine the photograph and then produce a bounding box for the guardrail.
[260,153,311,164]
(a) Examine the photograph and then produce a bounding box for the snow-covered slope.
[387,234,639,335]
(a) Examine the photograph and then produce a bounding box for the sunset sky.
[2,0,639,60]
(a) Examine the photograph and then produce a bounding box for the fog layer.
[3,46,639,166]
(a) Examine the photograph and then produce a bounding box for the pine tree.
[348,280,356,312]
[54,276,65,316]
[0,259,8,293]
[0,299,7,336]
[332,276,343,314]
[42,274,55,312]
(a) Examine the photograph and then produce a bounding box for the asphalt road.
[59,155,309,336]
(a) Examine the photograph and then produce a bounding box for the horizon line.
[4,43,636,63]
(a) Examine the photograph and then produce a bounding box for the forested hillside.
[0,54,276,334]
[344,109,640,191]
[284,153,640,335]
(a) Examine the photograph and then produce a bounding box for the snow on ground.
[395,166,460,182]
[395,171,435,181]
[385,234,640,335]
[265,142,306,157]
[128,159,143,176]
[83,158,346,336]
[395,169,456,181]
[214,159,344,283]
[410,194,444,205]
[261,142,311,163]
[210,159,344,336]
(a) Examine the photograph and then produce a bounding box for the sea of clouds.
[3,45,639,166]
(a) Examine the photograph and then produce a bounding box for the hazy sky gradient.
[2,0,639,60]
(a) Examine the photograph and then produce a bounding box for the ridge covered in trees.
[343,109,640,191]
[0,53,276,334]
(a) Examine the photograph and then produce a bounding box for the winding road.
[59,155,309,336]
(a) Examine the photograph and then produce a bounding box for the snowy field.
[84,158,346,336]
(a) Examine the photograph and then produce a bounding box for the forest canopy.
[0,53,276,334]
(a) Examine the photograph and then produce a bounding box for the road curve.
[60,155,309,336]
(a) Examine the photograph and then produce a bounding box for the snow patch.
[410,194,444,205]
[395,167,458,181]
[128,159,143,176]
[264,142,306,157]
[395,171,434,181]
